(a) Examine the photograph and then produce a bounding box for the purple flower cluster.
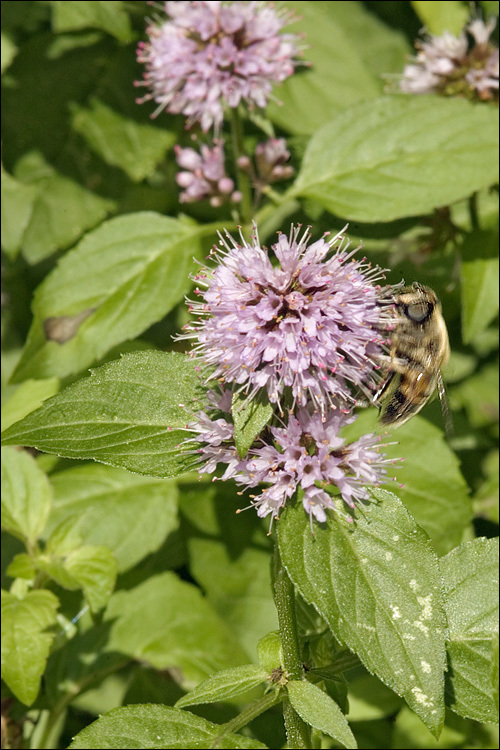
[399,17,499,101]
[180,225,400,526]
[181,225,394,412]
[136,1,300,132]
[185,391,398,525]
[175,143,242,206]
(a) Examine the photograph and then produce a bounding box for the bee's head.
[396,283,439,324]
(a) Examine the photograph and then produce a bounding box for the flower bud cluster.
[175,143,242,207]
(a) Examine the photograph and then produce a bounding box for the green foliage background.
[1,1,498,749]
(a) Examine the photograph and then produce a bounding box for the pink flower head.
[175,142,241,206]
[398,17,499,101]
[186,399,396,524]
[136,1,300,131]
[255,138,294,184]
[180,225,395,413]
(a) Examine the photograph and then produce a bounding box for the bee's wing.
[437,371,454,439]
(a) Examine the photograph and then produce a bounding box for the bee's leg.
[372,370,396,407]
[374,354,408,376]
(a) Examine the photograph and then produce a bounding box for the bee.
[375,282,451,431]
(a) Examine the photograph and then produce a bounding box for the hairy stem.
[272,543,311,748]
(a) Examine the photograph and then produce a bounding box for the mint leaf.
[175,665,268,708]
[71,99,175,182]
[105,572,249,689]
[2,351,204,478]
[1,589,59,706]
[14,151,115,264]
[441,538,499,723]
[411,0,469,34]
[48,464,179,572]
[287,679,357,748]
[1,446,52,545]
[0,167,38,260]
[69,704,267,749]
[267,2,380,135]
[49,0,133,43]
[1,378,60,433]
[278,491,447,736]
[293,97,499,222]
[232,391,274,458]
[11,213,202,382]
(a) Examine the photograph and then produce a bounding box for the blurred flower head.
[175,142,242,206]
[185,394,396,524]
[254,137,295,185]
[136,0,300,132]
[398,17,499,101]
[180,225,395,413]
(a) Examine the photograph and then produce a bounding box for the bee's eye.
[405,301,432,322]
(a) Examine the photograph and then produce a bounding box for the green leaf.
[49,0,133,43]
[293,97,499,222]
[14,151,115,264]
[64,545,117,613]
[71,99,175,182]
[68,704,267,749]
[34,544,118,612]
[1,378,60,432]
[232,391,274,458]
[441,538,499,723]
[175,665,268,708]
[10,213,202,382]
[105,572,249,689]
[342,411,472,556]
[1,446,53,545]
[267,2,381,135]
[6,553,37,581]
[411,1,469,34]
[2,351,204,478]
[278,491,447,736]
[47,464,179,572]
[1,588,59,705]
[1,32,18,73]
[492,637,499,714]
[287,680,357,748]
[0,167,38,260]
[460,229,500,344]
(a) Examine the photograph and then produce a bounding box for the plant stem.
[230,107,253,226]
[272,543,311,749]
[212,690,282,747]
